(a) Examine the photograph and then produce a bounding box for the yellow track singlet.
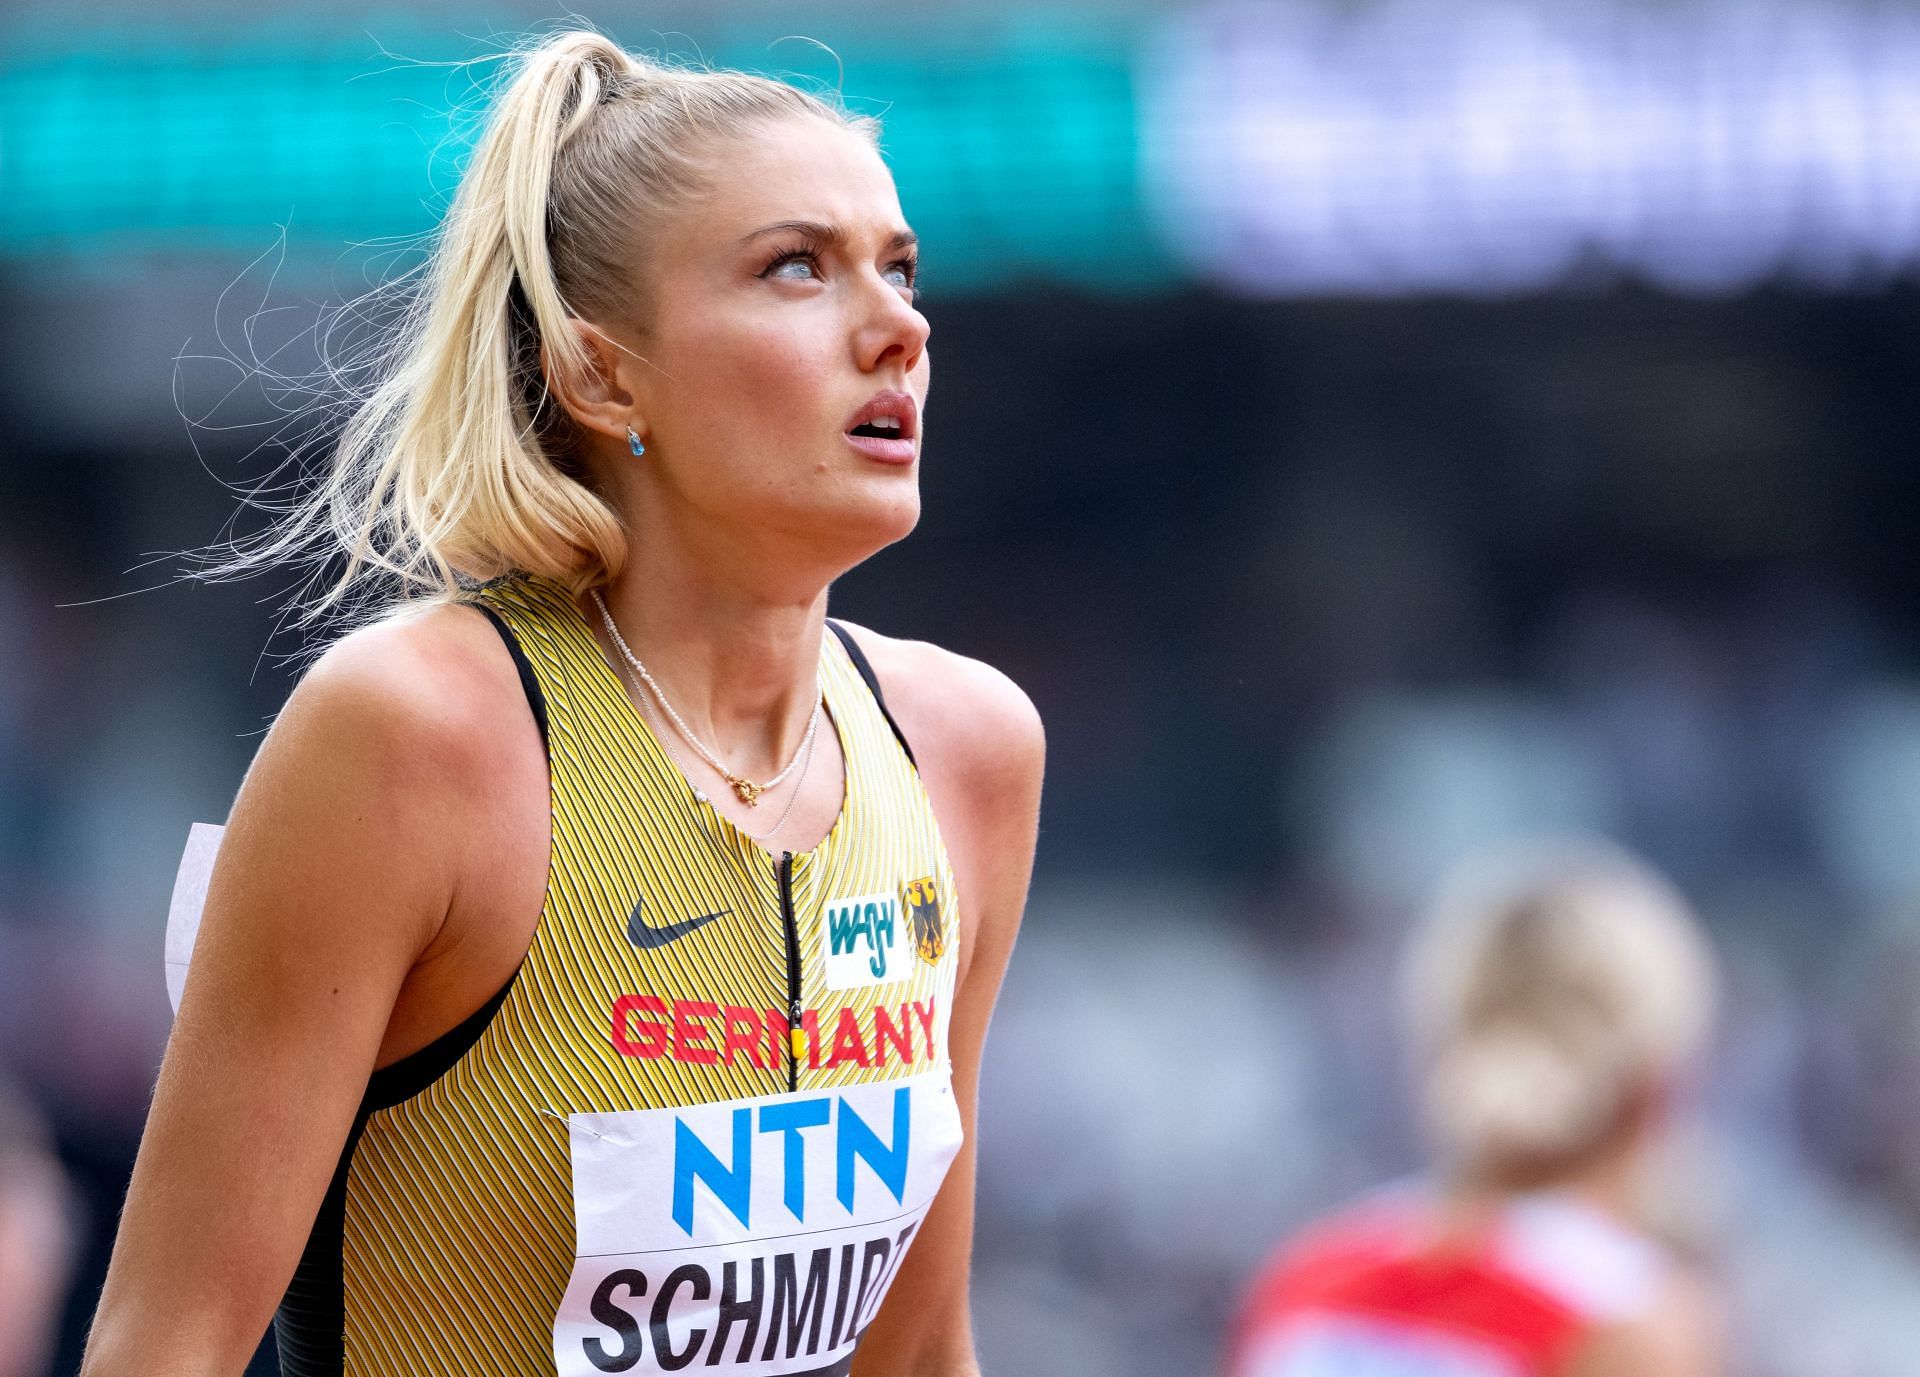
[275,572,964,1377]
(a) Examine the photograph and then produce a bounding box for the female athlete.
[82,28,1043,1377]
[1228,842,1723,1377]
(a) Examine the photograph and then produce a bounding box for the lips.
[843,389,918,465]
[845,389,917,437]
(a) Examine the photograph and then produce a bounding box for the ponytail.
[1403,841,1716,1182]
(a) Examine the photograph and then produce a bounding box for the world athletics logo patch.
[902,877,944,966]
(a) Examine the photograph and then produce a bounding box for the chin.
[854,484,922,548]
[819,479,921,561]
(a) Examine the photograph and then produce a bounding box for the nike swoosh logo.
[626,896,730,949]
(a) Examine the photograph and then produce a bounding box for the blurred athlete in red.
[1229,841,1723,1377]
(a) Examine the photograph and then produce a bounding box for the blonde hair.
[198,27,879,628]
[1402,839,1717,1183]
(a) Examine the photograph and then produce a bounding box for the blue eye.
[765,250,821,280]
[882,257,923,303]
[760,247,920,299]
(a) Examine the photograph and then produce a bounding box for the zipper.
[778,850,802,1093]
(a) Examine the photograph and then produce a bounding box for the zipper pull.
[779,850,804,1079]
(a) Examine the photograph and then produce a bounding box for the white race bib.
[552,1068,964,1376]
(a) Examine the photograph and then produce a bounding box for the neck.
[587,522,833,783]
[1551,1136,1648,1219]
[1442,1127,1653,1228]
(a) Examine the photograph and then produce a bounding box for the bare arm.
[846,634,1046,1377]
[81,612,501,1376]
[1563,1268,1724,1377]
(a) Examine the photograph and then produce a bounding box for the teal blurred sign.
[0,16,1174,293]
[9,3,1920,296]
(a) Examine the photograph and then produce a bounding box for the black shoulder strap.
[827,619,916,768]
[472,602,551,760]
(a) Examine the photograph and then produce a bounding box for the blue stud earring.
[626,425,646,457]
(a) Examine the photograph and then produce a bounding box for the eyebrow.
[740,219,919,253]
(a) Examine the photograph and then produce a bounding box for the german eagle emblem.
[902,876,944,965]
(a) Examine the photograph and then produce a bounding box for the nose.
[857,273,930,375]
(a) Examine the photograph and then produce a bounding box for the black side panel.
[364,976,518,1113]
[273,1108,371,1377]
[825,620,916,767]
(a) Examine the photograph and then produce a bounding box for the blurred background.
[5,0,1920,1372]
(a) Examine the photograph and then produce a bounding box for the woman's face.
[619,115,931,566]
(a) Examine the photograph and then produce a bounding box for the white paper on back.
[165,821,225,1013]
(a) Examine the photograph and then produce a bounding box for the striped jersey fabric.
[276,572,964,1377]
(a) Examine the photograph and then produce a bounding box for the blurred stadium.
[5,0,1920,1372]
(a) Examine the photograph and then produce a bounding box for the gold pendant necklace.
[591,590,821,806]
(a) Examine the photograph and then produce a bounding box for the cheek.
[684,327,832,435]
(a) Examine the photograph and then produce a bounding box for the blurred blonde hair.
[200,27,879,626]
[1402,838,1717,1184]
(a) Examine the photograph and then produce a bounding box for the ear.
[541,318,643,446]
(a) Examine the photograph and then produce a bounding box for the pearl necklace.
[612,656,820,844]
[590,589,821,807]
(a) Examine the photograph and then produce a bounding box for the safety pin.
[534,1107,607,1140]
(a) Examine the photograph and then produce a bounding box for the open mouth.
[844,390,917,452]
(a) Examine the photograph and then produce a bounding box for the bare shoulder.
[829,621,1045,792]
[1564,1264,1722,1377]
[284,598,528,773]
[220,597,541,961]
[830,623,1043,983]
